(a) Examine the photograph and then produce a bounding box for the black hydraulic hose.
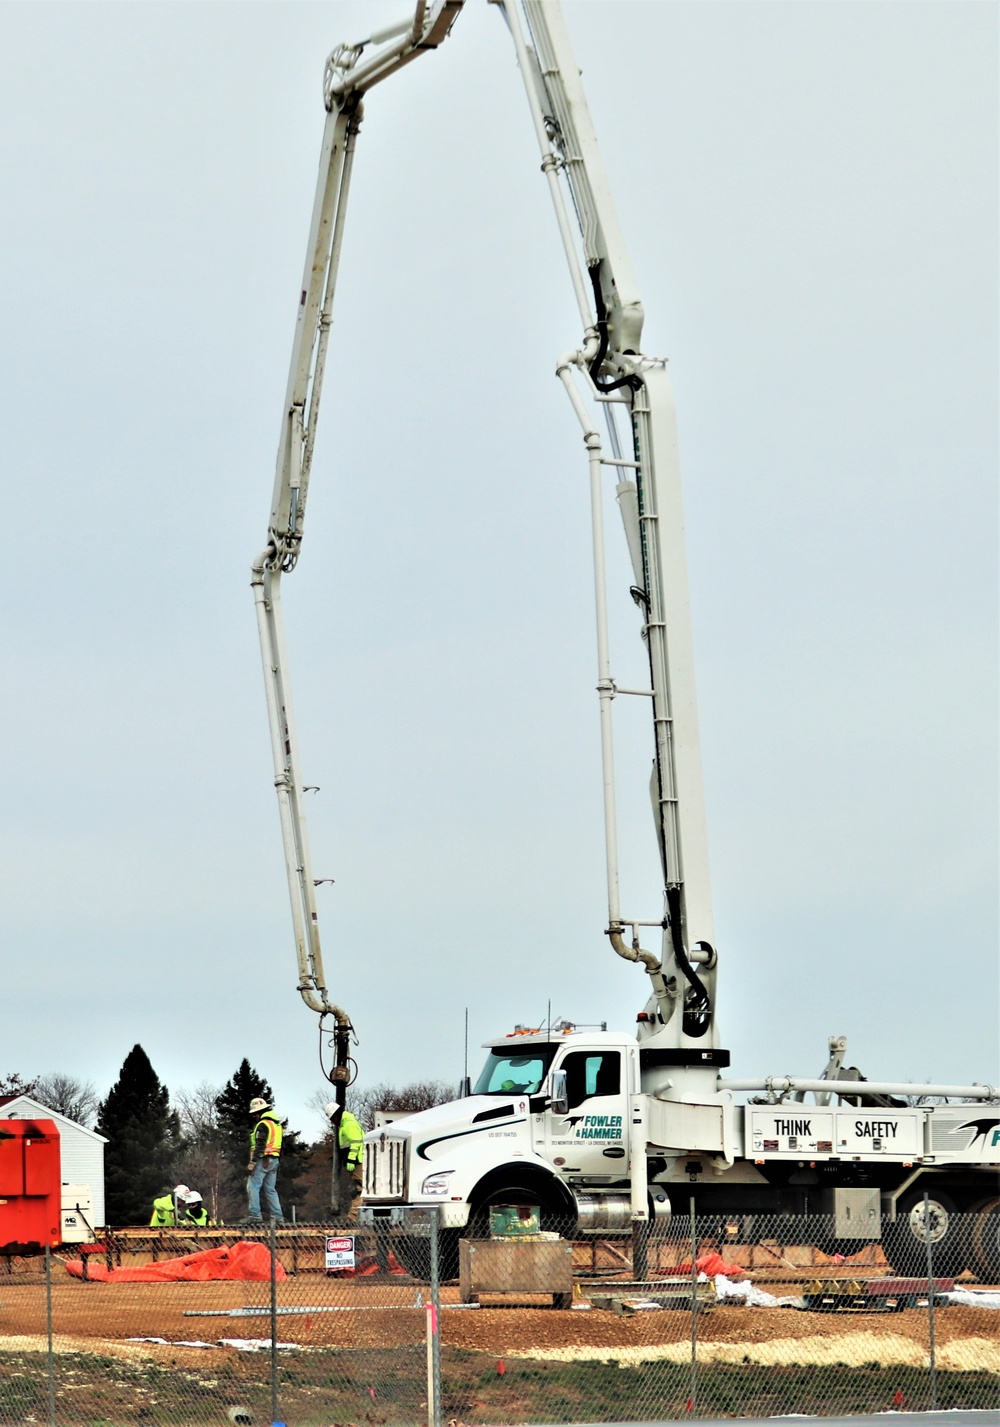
[318,1011,354,1108]
[646,629,711,1036]
[588,264,643,393]
[666,886,711,1038]
[587,253,710,1039]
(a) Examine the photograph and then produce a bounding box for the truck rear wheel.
[967,1197,1000,1282]
[882,1190,966,1277]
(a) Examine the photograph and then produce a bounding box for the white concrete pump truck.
[252,0,999,1278]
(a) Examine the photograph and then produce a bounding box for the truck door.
[546,1050,628,1177]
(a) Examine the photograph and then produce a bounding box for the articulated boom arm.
[253,0,718,1088]
[251,0,464,1090]
[506,1,718,1049]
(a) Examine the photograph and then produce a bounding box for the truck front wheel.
[466,1178,576,1241]
[394,1174,575,1283]
[392,1228,461,1282]
[882,1190,966,1277]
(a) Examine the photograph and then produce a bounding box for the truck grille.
[364,1134,407,1201]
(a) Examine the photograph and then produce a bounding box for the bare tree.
[33,1073,100,1128]
[174,1082,222,1140]
[172,1081,236,1222]
[0,1072,38,1097]
[347,1080,458,1131]
[306,1088,336,1135]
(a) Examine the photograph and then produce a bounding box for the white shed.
[0,1094,107,1236]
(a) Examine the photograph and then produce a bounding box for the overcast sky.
[1,0,996,1138]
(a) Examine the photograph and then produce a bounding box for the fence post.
[688,1197,698,1416]
[428,1208,443,1427]
[631,1219,649,1282]
[923,1192,938,1411]
[45,1244,56,1427]
[269,1219,282,1426]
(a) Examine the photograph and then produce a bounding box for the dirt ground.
[1,1275,998,1372]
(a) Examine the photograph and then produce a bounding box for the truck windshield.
[474,1047,556,1096]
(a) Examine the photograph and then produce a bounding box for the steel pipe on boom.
[502,0,718,1060]
[721,1077,999,1102]
[251,0,465,1110]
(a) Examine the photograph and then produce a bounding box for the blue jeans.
[247,1156,283,1220]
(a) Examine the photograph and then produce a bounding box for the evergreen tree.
[296,1133,338,1222]
[215,1059,274,1183]
[215,1059,310,1217]
[275,1127,311,1218]
[97,1046,180,1225]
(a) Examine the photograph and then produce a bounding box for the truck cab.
[359,1027,639,1250]
[478,1029,637,1183]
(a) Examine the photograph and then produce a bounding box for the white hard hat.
[173,1184,190,1197]
[249,1097,270,1113]
[324,1101,341,1118]
[183,1190,202,1204]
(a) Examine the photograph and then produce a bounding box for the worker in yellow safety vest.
[149,1184,190,1227]
[245,1097,284,1223]
[325,1102,365,1218]
[179,1190,218,1227]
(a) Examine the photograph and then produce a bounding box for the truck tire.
[967,1197,1000,1283]
[392,1229,461,1283]
[812,1233,871,1260]
[791,1215,868,1261]
[882,1190,966,1277]
[467,1178,576,1242]
[394,1173,575,1283]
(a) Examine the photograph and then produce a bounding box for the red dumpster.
[0,1119,61,1254]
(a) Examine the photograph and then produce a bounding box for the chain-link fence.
[1,1207,997,1425]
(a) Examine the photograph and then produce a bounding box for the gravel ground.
[2,1278,998,1371]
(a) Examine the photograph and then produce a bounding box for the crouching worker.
[149,1184,190,1227]
[179,1189,217,1227]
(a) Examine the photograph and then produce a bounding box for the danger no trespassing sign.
[325,1235,355,1272]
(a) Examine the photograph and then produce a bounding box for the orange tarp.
[65,1240,287,1283]
[673,1250,744,1278]
[329,1249,408,1277]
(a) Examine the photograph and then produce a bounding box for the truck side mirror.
[549,1069,568,1115]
